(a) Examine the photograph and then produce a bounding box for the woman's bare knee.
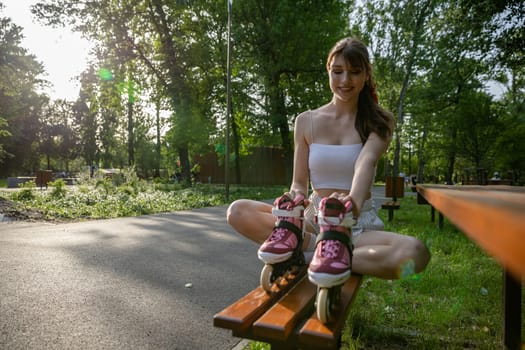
[393,236,430,275]
[409,237,430,273]
[353,232,430,279]
[226,199,246,227]
[226,199,274,244]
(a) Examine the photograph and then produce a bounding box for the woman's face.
[328,53,368,103]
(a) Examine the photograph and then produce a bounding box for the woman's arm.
[347,131,391,216]
[289,112,310,198]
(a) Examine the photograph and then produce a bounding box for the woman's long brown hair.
[327,37,394,143]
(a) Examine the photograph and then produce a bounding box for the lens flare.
[399,259,416,279]
[98,68,113,81]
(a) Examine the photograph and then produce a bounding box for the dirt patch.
[0,197,47,222]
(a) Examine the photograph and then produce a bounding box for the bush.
[13,181,36,201]
[49,179,67,198]
[2,183,284,221]
[95,178,114,197]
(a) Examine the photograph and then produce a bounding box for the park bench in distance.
[214,270,362,350]
[381,176,404,221]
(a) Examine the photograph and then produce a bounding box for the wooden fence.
[194,147,288,185]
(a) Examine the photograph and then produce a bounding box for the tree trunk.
[149,0,191,184]
[416,128,428,183]
[445,127,457,184]
[393,0,432,179]
[155,100,161,178]
[230,102,241,184]
[178,145,191,186]
[127,97,134,167]
[269,73,292,182]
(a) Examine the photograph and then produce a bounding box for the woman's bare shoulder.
[296,103,332,126]
[304,104,332,119]
[293,110,307,127]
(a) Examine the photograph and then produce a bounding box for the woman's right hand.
[284,190,309,208]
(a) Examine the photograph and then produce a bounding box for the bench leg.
[388,207,394,222]
[430,207,444,229]
[503,269,521,350]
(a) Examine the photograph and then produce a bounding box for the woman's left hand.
[329,192,359,218]
[329,191,349,203]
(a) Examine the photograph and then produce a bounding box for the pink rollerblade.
[308,197,354,323]
[258,193,306,292]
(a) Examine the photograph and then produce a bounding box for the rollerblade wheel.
[316,288,331,324]
[260,264,274,292]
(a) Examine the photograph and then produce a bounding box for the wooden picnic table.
[416,184,524,350]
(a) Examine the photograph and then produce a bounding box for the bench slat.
[213,287,272,332]
[214,270,362,349]
[252,276,317,341]
[213,269,305,332]
[417,185,525,281]
[298,274,362,349]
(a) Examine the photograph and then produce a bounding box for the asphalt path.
[0,187,392,350]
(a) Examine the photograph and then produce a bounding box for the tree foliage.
[0,0,522,185]
[351,0,524,184]
[0,4,47,175]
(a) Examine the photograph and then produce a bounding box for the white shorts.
[303,192,385,243]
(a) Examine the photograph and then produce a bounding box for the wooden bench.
[416,184,525,350]
[382,177,404,221]
[416,191,445,228]
[214,270,362,349]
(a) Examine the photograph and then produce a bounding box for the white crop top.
[309,143,362,190]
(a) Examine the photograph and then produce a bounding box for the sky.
[3,0,93,101]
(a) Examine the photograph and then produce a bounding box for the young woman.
[227,37,430,286]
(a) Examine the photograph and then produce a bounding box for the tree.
[350,0,436,179]
[24,0,522,184]
[459,0,524,70]
[0,117,10,162]
[0,5,47,176]
[39,99,79,172]
[33,0,225,184]
[74,67,99,167]
[350,0,519,184]
[493,67,525,184]
[234,0,350,180]
[456,91,500,171]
